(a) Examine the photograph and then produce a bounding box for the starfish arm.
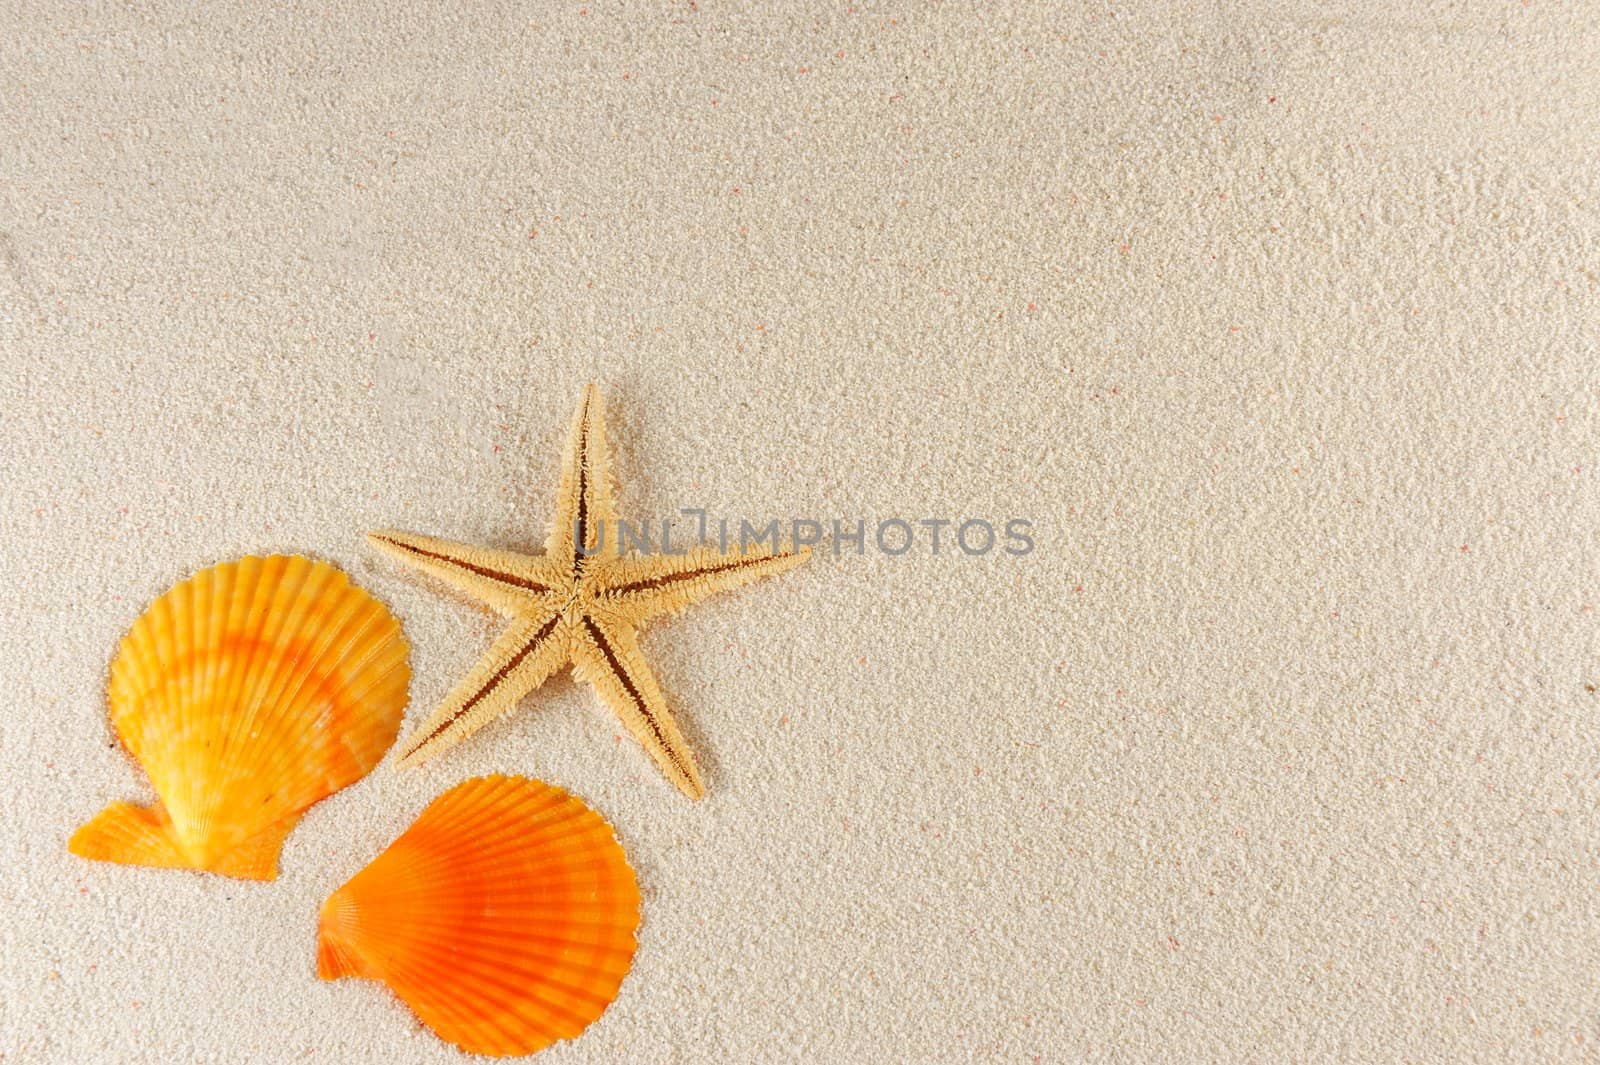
[594,545,811,624]
[571,614,706,799]
[394,612,569,768]
[545,383,618,566]
[367,530,563,615]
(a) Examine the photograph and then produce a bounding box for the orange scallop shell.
[317,775,641,1057]
[68,555,410,880]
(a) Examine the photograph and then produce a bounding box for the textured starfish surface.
[370,385,809,799]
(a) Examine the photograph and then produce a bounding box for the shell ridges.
[69,555,410,880]
[317,775,641,1057]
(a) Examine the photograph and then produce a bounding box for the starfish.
[368,384,809,799]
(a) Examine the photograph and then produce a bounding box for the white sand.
[3,2,1598,1061]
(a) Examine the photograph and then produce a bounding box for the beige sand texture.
[2,2,1597,1062]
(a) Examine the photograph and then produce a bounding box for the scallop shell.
[317,775,640,1057]
[69,555,410,880]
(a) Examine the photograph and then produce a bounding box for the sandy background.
[2,2,1598,1062]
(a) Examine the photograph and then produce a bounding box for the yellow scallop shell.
[69,555,410,880]
[317,775,641,1056]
